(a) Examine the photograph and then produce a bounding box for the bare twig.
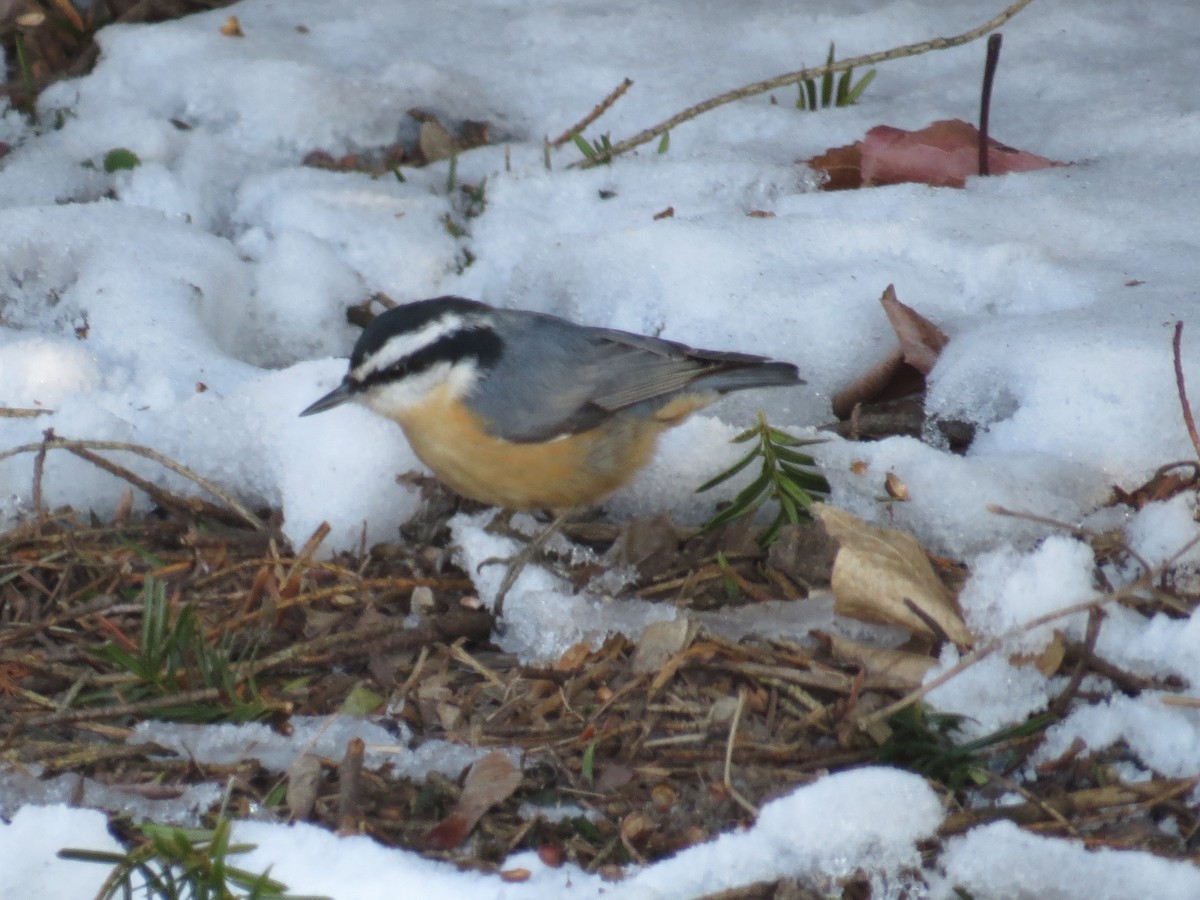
[724,688,759,816]
[573,0,1036,168]
[548,77,633,148]
[0,437,264,531]
[0,407,53,418]
[1048,605,1104,717]
[1173,322,1200,459]
[861,528,1200,731]
[337,737,366,835]
[855,576,1149,732]
[988,502,1154,578]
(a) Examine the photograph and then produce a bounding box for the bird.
[301,296,803,606]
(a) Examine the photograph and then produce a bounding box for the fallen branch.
[572,0,1036,168]
[0,437,264,531]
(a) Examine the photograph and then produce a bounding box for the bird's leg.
[479,510,570,617]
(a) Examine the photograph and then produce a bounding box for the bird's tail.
[697,359,803,394]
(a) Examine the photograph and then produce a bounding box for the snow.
[938,820,1200,900]
[4,0,1200,895]
[232,768,942,899]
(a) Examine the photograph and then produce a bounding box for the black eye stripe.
[356,327,503,390]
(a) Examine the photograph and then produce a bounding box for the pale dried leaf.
[419,118,458,163]
[884,471,910,501]
[815,504,972,648]
[823,632,935,691]
[1018,630,1067,677]
[285,753,322,822]
[631,617,690,674]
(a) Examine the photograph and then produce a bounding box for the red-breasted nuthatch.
[300,296,803,510]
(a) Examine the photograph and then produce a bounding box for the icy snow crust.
[4,0,1200,896]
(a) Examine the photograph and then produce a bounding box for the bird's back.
[466,308,801,443]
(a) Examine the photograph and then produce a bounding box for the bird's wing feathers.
[469,312,796,443]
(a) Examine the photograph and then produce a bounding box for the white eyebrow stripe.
[350,312,491,381]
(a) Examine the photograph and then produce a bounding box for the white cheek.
[358,360,478,419]
[446,359,480,397]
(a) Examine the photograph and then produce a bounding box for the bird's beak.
[300,380,355,417]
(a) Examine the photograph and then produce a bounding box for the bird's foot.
[478,511,570,618]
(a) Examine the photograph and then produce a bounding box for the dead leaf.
[1010,630,1068,677]
[831,284,948,420]
[219,15,243,37]
[594,762,635,793]
[608,513,682,579]
[820,632,935,691]
[766,521,837,587]
[881,283,948,375]
[417,116,458,164]
[808,118,1065,190]
[815,504,972,648]
[806,141,863,191]
[631,617,690,674]
[459,120,491,149]
[862,119,1064,188]
[884,471,909,501]
[620,811,656,854]
[1109,463,1200,509]
[556,641,592,671]
[286,754,322,822]
[426,751,521,850]
[112,487,134,526]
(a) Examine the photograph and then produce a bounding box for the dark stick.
[32,428,53,524]
[979,33,1003,176]
[337,737,366,835]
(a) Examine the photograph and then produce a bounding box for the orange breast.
[393,386,671,509]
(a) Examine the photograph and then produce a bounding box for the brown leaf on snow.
[815,504,972,649]
[806,141,864,191]
[866,119,1064,188]
[808,118,1065,190]
[1109,462,1200,510]
[884,471,910,502]
[831,284,948,419]
[426,751,522,849]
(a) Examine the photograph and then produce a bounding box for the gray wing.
[466,310,801,443]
